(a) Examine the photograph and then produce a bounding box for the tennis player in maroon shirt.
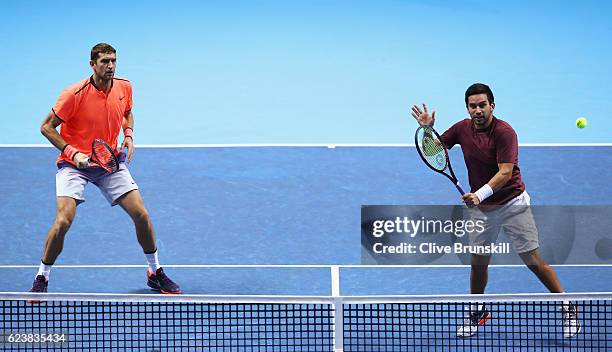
[411,83,580,338]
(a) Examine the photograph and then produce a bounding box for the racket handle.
[455,182,466,195]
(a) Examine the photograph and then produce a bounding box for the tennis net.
[0,292,610,351]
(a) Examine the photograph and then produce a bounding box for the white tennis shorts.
[468,191,539,254]
[56,160,139,206]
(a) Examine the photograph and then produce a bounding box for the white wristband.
[474,184,494,202]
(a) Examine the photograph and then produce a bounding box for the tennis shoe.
[457,305,490,337]
[562,303,581,338]
[147,268,181,294]
[28,275,48,303]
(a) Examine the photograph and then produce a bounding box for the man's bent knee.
[132,209,151,226]
[54,215,74,233]
[53,199,76,232]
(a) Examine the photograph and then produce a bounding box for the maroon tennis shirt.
[440,116,525,205]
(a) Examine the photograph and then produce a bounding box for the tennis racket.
[415,125,465,195]
[88,138,119,173]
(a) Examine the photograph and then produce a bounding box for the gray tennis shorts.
[468,191,539,254]
[56,156,138,206]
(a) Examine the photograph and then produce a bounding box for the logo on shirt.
[119,96,125,101]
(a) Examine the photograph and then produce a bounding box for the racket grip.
[455,182,466,195]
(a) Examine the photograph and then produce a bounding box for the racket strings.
[418,132,447,171]
[92,142,118,172]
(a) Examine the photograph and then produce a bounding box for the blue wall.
[2,0,610,144]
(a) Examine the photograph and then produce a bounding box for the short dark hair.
[91,43,116,61]
[465,83,494,106]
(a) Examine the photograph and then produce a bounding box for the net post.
[331,265,344,352]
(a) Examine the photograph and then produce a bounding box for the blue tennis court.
[1,145,611,294]
[1,145,611,351]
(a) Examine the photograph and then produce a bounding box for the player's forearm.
[122,111,134,131]
[40,113,68,152]
[487,170,513,192]
[40,124,68,151]
[473,165,512,203]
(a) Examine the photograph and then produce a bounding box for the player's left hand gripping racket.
[88,138,119,173]
[415,125,465,195]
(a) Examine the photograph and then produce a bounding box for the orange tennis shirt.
[53,76,133,165]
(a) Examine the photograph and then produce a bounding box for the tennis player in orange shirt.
[30,43,181,295]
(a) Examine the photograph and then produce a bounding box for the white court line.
[1,264,610,268]
[0,143,611,148]
[331,266,341,297]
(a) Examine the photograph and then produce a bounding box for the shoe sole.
[28,288,48,304]
[27,295,47,304]
[160,289,182,294]
[27,299,45,304]
[147,282,182,294]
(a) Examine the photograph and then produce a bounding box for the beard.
[102,71,114,80]
[471,113,491,128]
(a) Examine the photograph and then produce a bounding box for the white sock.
[37,261,52,280]
[145,250,161,273]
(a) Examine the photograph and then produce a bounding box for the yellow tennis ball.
[576,117,588,129]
